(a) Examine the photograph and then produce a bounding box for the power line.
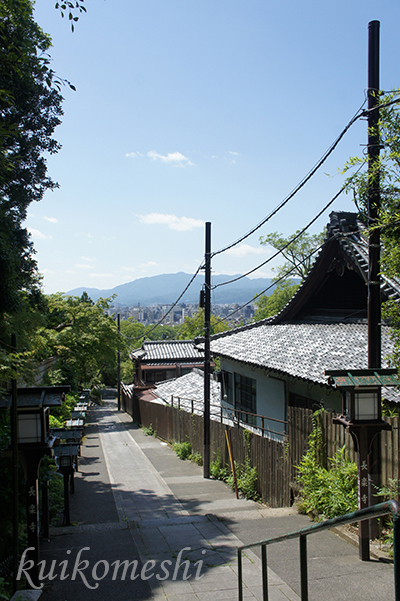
[362,95,400,114]
[213,243,325,326]
[211,101,366,258]
[119,263,204,344]
[213,183,347,289]
[212,229,358,327]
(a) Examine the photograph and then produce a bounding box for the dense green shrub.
[211,433,260,501]
[40,457,64,525]
[49,392,78,423]
[173,441,192,460]
[142,423,156,437]
[188,451,203,466]
[210,449,228,481]
[296,446,358,518]
[296,410,358,519]
[227,457,260,501]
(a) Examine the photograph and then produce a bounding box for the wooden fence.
[121,385,290,507]
[288,407,400,489]
[121,386,400,507]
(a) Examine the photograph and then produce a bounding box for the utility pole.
[203,222,211,478]
[367,20,381,370]
[117,313,121,411]
[359,19,381,559]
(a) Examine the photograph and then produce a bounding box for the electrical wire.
[212,184,346,289]
[119,263,204,344]
[212,243,325,327]
[212,229,358,327]
[211,101,367,259]
[362,96,400,114]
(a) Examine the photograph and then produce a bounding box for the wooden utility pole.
[357,19,382,560]
[367,19,381,371]
[203,222,211,478]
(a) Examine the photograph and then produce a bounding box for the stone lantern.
[0,386,70,588]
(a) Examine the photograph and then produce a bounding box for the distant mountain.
[67,272,280,306]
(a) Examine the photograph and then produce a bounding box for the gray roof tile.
[130,340,204,363]
[210,322,395,385]
[154,369,221,405]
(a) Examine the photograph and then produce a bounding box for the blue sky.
[27,0,400,296]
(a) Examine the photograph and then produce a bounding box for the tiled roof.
[130,340,204,363]
[258,212,400,325]
[210,322,395,386]
[153,369,221,406]
[334,221,400,301]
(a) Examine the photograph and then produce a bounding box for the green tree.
[118,318,180,383]
[253,280,299,321]
[259,229,325,281]
[43,293,119,389]
[254,228,324,321]
[177,308,228,340]
[342,90,400,368]
[0,0,63,313]
[55,1,87,31]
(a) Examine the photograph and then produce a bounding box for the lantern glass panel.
[18,412,42,443]
[354,390,379,420]
[60,455,72,468]
[344,391,352,419]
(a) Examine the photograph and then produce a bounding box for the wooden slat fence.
[121,385,400,507]
[121,385,290,507]
[288,407,400,488]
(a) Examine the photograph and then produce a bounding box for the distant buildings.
[110,302,255,326]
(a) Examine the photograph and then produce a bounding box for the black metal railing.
[169,394,288,438]
[237,500,400,601]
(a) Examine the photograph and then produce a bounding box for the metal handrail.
[237,500,400,601]
[169,394,288,437]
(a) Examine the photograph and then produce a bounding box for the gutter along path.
[39,391,395,601]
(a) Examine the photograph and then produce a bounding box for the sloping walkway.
[38,391,395,601]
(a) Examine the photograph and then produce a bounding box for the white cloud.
[44,216,58,223]
[121,266,137,272]
[138,213,204,231]
[80,256,95,262]
[139,261,159,268]
[126,151,143,158]
[28,228,52,240]
[73,232,94,239]
[225,243,267,257]
[147,150,193,166]
[228,151,240,156]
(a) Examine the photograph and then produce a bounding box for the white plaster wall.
[287,379,342,414]
[220,358,286,438]
[219,357,343,440]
